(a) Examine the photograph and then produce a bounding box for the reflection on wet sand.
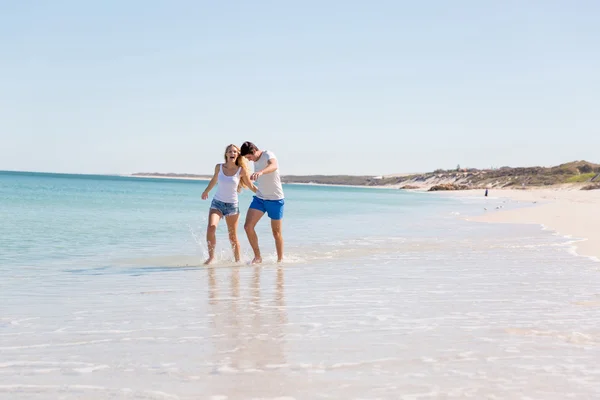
[206,266,289,398]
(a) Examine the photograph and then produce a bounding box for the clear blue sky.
[1,1,599,175]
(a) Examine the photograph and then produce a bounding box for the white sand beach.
[441,187,600,261]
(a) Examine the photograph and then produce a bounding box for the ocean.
[1,171,599,399]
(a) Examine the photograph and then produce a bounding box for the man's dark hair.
[240,141,259,156]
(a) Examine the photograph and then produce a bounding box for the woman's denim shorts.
[210,198,239,217]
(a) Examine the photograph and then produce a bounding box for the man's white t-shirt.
[254,150,284,200]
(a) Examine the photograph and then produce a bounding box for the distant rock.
[399,185,420,190]
[428,184,469,191]
[581,183,600,190]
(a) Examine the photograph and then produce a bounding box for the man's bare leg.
[205,210,222,265]
[244,208,264,264]
[271,219,284,263]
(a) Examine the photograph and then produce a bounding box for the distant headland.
[130,160,600,191]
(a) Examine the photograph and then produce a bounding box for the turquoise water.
[0,170,480,268]
[2,171,599,399]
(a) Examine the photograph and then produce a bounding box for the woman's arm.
[240,171,258,193]
[202,164,220,200]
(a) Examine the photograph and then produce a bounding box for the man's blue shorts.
[249,196,285,220]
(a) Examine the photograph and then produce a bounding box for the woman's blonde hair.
[224,144,250,189]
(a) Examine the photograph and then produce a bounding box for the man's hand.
[250,171,263,181]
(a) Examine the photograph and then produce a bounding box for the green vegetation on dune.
[566,173,597,183]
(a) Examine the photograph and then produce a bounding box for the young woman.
[201,144,257,264]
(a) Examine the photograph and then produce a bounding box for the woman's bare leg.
[225,213,241,262]
[204,210,222,265]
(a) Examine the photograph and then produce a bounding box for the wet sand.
[441,188,600,261]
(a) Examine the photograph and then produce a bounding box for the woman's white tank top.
[213,164,241,204]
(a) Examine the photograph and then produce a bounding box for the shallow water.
[1,172,599,399]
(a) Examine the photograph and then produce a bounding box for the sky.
[1,0,599,176]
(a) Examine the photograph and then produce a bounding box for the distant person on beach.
[201,144,257,265]
[485,189,488,197]
[240,141,285,264]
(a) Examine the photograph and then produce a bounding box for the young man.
[240,141,284,263]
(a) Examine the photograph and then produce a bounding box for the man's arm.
[260,158,278,175]
[251,158,278,180]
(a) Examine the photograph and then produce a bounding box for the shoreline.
[122,173,600,261]
[437,188,600,262]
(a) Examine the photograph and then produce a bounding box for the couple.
[201,141,284,265]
